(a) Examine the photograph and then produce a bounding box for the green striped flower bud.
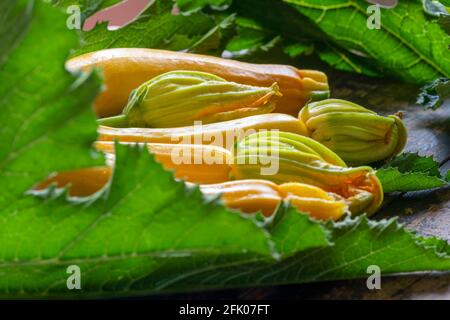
[98,71,281,128]
[231,131,383,216]
[299,99,407,165]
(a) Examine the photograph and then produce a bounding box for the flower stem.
[97,115,129,127]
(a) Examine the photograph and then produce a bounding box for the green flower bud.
[231,131,383,216]
[98,71,281,128]
[299,99,407,165]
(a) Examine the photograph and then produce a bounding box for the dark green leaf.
[417,78,450,109]
[71,0,227,56]
[438,14,450,34]
[222,16,280,59]
[378,153,448,192]
[283,42,314,58]
[316,44,380,77]
[189,13,235,54]
[383,153,441,177]
[176,0,232,14]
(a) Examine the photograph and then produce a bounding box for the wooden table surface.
[158,72,450,300]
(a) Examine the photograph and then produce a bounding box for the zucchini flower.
[97,71,281,128]
[278,183,347,221]
[231,131,383,216]
[199,180,348,221]
[299,99,407,165]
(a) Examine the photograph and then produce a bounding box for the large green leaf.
[5,142,450,297]
[285,0,450,83]
[3,144,280,297]
[0,0,103,209]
